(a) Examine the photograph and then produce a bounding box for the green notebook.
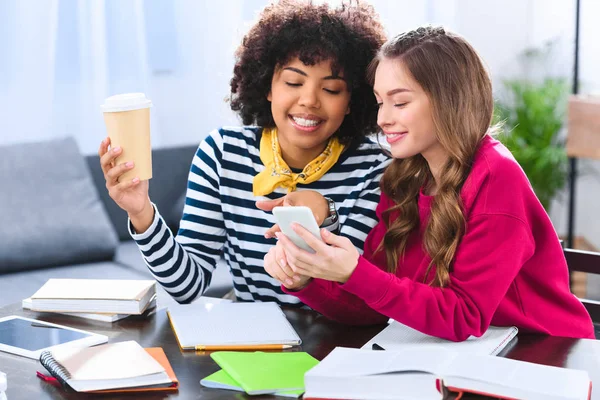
[201,369,304,398]
[209,351,319,395]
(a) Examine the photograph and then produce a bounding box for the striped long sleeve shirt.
[130,126,391,306]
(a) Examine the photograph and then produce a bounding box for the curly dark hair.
[229,0,386,149]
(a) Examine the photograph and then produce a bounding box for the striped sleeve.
[130,129,226,303]
[337,154,390,253]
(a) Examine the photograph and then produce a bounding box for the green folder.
[209,351,319,395]
[201,369,304,398]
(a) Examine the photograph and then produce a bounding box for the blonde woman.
[265,26,594,340]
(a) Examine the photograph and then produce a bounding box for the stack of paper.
[362,320,518,355]
[303,347,591,400]
[24,279,156,322]
[39,341,178,393]
[0,371,6,400]
[201,351,319,397]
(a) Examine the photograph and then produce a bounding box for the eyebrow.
[373,88,413,96]
[283,67,346,81]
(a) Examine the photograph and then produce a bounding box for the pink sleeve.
[282,195,392,325]
[341,213,534,341]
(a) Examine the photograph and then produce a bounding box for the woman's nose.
[298,87,321,109]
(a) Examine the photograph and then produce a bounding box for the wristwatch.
[321,197,339,232]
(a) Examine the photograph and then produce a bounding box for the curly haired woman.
[98,0,390,306]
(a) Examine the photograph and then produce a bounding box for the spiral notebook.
[361,321,518,356]
[39,341,177,393]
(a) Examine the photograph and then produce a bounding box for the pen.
[372,343,385,350]
[195,344,294,351]
[36,371,61,387]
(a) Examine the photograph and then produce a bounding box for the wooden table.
[0,301,598,399]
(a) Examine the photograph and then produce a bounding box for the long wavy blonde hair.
[368,26,495,287]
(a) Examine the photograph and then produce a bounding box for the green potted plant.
[494,76,569,211]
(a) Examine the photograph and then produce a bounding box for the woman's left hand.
[275,224,360,283]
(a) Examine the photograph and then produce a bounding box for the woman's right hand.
[99,137,153,229]
[264,241,312,290]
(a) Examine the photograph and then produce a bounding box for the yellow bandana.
[253,127,345,196]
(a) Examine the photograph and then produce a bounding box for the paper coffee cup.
[101,93,153,182]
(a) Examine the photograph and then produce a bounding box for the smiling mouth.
[289,115,325,132]
[290,115,323,127]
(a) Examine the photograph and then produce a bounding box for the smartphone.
[272,206,323,253]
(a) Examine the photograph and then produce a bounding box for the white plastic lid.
[101,93,153,112]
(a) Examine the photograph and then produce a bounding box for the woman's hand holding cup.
[98,137,153,232]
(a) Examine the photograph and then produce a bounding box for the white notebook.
[362,320,518,355]
[22,296,157,322]
[39,341,171,392]
[30,279,155,315]
[0,370,6,392]
[167,302,301,350]
[304,346,591,400]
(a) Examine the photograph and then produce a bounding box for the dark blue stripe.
[220,194,262,210]
[158,253,192,288]
[188,180,220,199]
[221,177,253,192]
[184,197,222,213]
[141,228,170,257]
[206,133,222,162]
[190,162,218,190]
[135,217,165,246]
[184,213,225,231]
[221,158,258,177]
[151,245,184,278]
[222,142,262,165]
[222,211,273,229]
[177,229,225,244]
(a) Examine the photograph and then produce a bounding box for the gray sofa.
[0,137,232,309]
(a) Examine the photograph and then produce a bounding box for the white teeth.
[292,117,321,127]
[387,133,401,138]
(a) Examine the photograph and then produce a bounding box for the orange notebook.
[39,342,179,393]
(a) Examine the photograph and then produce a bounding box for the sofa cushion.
[0,137,118,273]
[86,144,196,240]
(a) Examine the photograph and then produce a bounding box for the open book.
[304,347,591,400]
[30,279,156,315]
[362,320,518,355]
[39,341,177,392]
[167,301,301,350]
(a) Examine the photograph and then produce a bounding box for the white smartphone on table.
[272,206,324,253]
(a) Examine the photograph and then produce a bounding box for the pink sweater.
[286,135,594,341]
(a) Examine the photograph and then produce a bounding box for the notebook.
[303,346,591,400]
[167,301,301,350]
[0,370,5,392]
[22,296,157,322]
[208,351,319,395]
[362,320,518,355]
[39,341,175,392]
[201,369,304,398]
[30,279,156,314]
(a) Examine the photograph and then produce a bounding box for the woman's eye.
[285,82,302,87]
[394,103,407,108]
[324,88,341,95]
